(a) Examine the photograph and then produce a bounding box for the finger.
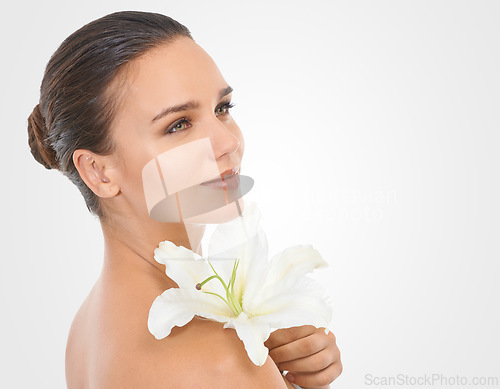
[268,332,327,364]
[264,325,317,350]
[286,360,343,388]
[277,344,340,373]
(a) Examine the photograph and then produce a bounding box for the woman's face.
[105,36,245,222]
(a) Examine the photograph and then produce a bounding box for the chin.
[184,198,245,224]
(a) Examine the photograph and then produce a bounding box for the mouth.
[201,166,240,187]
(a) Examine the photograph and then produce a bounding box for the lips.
[201,166,240,185]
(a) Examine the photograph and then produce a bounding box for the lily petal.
[154,240,225,294]
[238,230,269,311]
[208,201,270,303]
[148,287,234,339]
[250,276,333,329]
[223,312,271,366]
[242,245,326,313]
[154,240,203,263]
[257,298,332,331]
[208,201,263,258]
[264,245,328,286]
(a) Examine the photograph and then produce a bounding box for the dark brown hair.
[27,11,193,222]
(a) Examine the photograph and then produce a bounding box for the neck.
[99,213,206,284]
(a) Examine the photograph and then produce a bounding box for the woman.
[27,11,342,388]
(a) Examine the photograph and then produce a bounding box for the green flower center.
[196,258,243,316]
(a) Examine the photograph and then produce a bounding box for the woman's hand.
[264,325,342,389]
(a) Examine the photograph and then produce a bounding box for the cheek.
[115,141,156,204]
[127,157,152,209]
[232,122,245,157]
[239,134,245,158]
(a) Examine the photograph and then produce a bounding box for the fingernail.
[286,373,295,382]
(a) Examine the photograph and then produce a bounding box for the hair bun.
[27,104,59,170]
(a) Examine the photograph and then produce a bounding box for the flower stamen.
[195,258,243,316]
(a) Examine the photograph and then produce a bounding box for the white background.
[1,1,499,388]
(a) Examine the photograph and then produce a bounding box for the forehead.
[112,37,227,121]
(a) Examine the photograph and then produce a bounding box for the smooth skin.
[66,36,341,388]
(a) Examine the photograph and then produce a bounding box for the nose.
[207,118,240,161]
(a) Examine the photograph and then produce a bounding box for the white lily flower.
[148,201,333,366]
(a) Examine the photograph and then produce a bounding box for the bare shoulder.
[65,282,98,389]
[65,275,289,389]
[87,316,289,388]
[138,317,289,389]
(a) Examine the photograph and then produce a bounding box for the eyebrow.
[152,85,233,122]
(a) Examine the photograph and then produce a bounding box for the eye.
[215,101,235,117]
[164,101,235,135]
[165,117,191,135]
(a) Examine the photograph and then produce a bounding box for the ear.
[73,149,120,198]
